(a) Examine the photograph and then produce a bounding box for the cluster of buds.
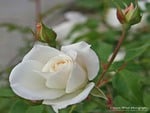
[36,22,57,47]
[116,3,142,27]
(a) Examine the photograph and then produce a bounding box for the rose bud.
[117,3,142,26]
[36,22,57,47]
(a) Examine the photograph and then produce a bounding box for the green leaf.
[90,87,107,100]
[141,76,150,86]
[143,91,150,108]
[93,41,113,62]
[0,98,15,113]
[0,87,15,97]
[26,105,44,113]
[112,70,143,105]
[43,106,55,113]
[114,96,134,107]
[85,19,99,29]
[125,44,149,61]
[9,100,29,113]
[109,61,124,72]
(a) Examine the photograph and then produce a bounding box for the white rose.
[9,41,99,113]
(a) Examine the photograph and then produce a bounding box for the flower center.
[42,55,72,72]
[51,59,68,72]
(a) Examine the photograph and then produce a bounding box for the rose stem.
[96,28,127,87]
[35,0,41,40]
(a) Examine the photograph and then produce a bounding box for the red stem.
[35,0,41,40]
[96,29,126,87]
[35,0,41,23]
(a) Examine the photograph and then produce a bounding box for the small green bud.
[116,3,142,27]
[127,5,142,25]
[36,22,57,47]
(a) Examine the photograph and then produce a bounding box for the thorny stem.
[97,28,127,87]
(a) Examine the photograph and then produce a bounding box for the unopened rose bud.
[36,22,57,47]
[117,8,126,24]
[116,3,142,26]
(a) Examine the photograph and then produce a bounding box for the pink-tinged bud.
[36,23,42,34]
[36,22,42,39]
[36,22,57,47]
[124,3,134,15]
[117,8,126,24]
[116,2,142,26]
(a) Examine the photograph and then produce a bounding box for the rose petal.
[106,8,121,28]
[63,50,77,61]
[61,41,99,80]
[66,63,88,93]
[9,60,65,100]
[23,44,61,64]
[39,64,72,89]
[43,82,95,113]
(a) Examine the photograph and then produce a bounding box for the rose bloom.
[9,41,99,113]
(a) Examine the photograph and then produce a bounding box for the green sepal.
[90,87,108,100]
[37,22,57,47]
[127,6,142,25]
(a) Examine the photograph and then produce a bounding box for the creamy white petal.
[9,60,65,100]
[63,50,77,61]
[66,63,88,93]
[23,44,61,64]
[61,41,99,80]
[106,8,121,29]
[40,65,72,89]
[43,82,95,113]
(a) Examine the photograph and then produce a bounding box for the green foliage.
[0,87,15,97]
[125,44,149,61]
[143,91,150,108]
[26,105,44,113]
[112,70,143,105]
[9,100,29,113]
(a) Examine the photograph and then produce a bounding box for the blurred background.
[0,0,73,68]
[0,0,150,113]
